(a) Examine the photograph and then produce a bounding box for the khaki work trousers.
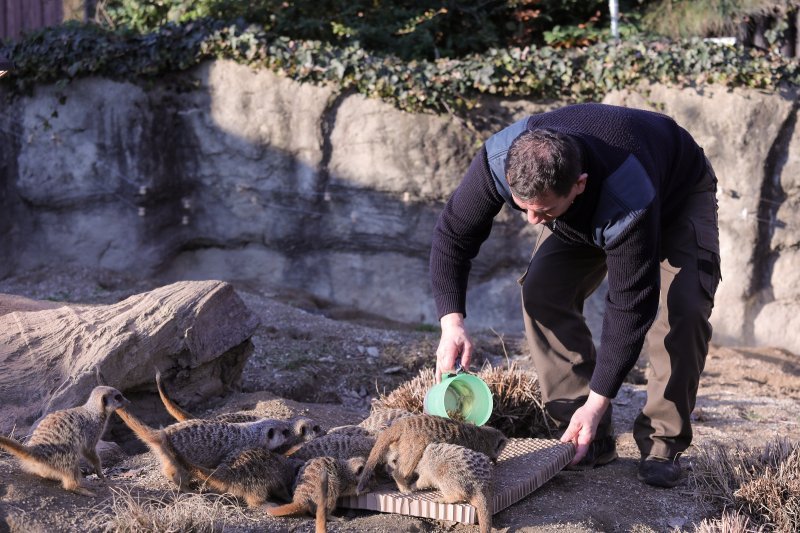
[520,163,721,459]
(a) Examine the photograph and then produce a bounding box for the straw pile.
[371,362,553,438]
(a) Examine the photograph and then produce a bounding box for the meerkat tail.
[315,468,329,533]
[266,500,308,517]
[356,429,394,493]
[472,492,492,533]
[151,429,192,489]
[95,366,108,386]
[155,370,195,422]
[0,436,38,462]
[115,408,162,447]
[0,436,68,485]
[162,434,227,491]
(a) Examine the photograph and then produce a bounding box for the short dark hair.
[505,129,582,200]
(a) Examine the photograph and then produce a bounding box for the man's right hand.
[435,313,473,383]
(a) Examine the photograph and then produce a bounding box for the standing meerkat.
[115,408,288,489]
[289,433,375,462]
[0,386,129,496]
[356,414,507,494]
[155,370,324,453]
[158,430,304,507]
[411,443,495,533]
[267,455,366,533]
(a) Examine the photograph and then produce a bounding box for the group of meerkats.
[0,372,510,533]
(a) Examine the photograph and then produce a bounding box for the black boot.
[637,455,682,488]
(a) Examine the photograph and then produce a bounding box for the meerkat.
[155,370,324,453]
[356,414,507,494]
[114,408,288,488]
[357,407,415,434]
[289,433,375,462]
[267,455,366,533]
[206,414,324,455]
[0,386,129,496]
[158,430,304,507]
[326,424,374,439]
[410,443,495,533]
[326,408,414,438]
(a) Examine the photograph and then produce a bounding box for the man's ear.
[575,173,588,194]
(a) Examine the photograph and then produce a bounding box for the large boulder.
[0,280,258,435]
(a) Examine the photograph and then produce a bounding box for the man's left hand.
[560,391,611,465]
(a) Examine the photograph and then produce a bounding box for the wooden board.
[339,438,575,525]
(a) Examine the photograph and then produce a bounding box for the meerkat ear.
[355,464,364,476]
[267,428,275,439]
[101,393,109,408]
[495,437,508,455]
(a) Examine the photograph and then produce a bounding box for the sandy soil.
[1,266,799,532]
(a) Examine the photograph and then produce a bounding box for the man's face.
[512,173,587,225]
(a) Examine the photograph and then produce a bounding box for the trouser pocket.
[689,194,721,301]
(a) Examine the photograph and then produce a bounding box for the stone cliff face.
[1,60,798,353]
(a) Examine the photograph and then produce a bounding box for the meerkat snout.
[100,388,130,413]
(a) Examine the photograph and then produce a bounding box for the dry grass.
[371,362,554,438]
[690,437,800,532]
[694,510,766,533]
[86,486,244,532]
[371,367,435,414]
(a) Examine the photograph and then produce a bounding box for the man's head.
[506,129,587,224]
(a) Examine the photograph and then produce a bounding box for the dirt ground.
[1,266,800,532]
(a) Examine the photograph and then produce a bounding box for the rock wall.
[1,60,798,353]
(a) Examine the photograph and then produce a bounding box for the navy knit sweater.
[430,103,707,398]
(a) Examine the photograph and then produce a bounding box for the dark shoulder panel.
[591,155,655,247]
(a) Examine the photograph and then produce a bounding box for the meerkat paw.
[396,483,414,494]
[66,483,96,497]
[245,496,267,508]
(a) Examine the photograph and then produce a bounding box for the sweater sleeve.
[590,205,662,398]
[430,146,506,319]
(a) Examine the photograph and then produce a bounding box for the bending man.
[430,103,721,488]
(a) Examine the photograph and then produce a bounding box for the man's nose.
[527,211,544,225]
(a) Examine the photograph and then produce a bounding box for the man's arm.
[430,146,506,319]
[591,206,662,398]
[430,146,505,381]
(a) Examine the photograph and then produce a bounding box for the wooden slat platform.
[339,438,575,525]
